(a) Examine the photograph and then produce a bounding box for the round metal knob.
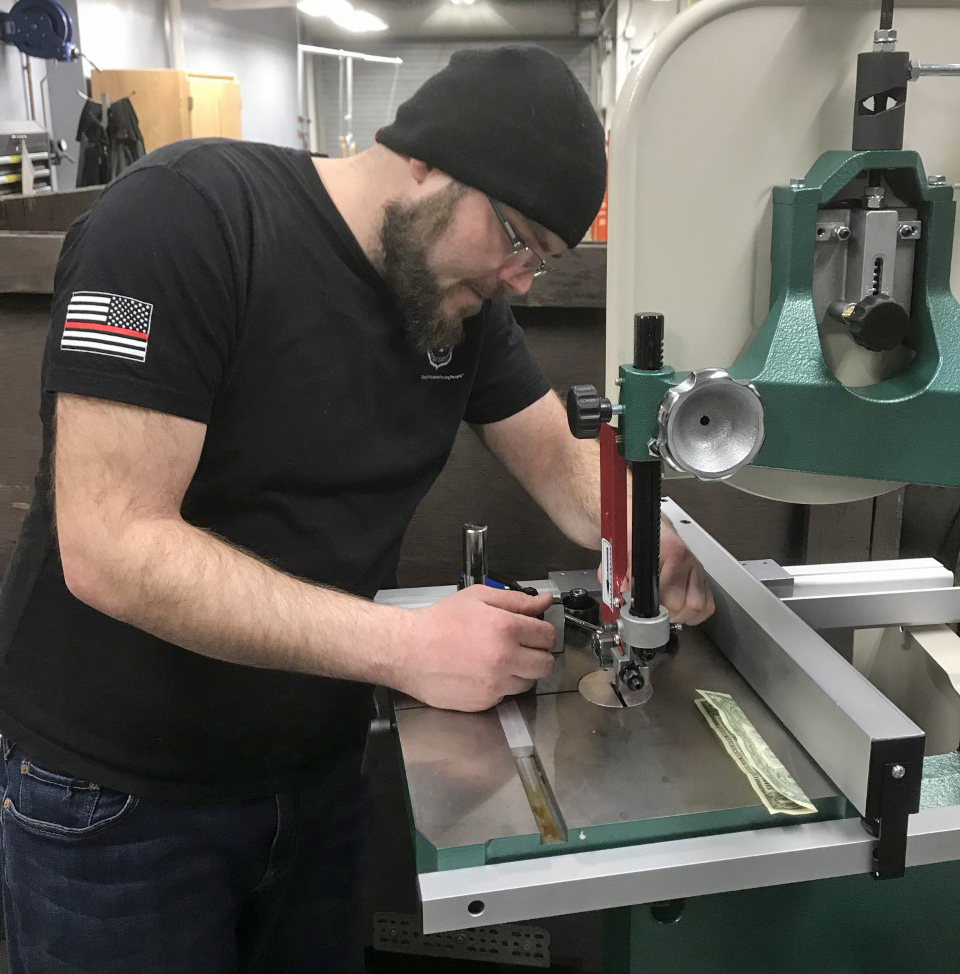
[655,369,765,481]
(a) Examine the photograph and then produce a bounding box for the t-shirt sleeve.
[462,298,551,425]
[44,164,242,423]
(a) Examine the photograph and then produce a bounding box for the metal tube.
[337,56,344,142]
[345,56,353,147]
[23,55,36,122]
[462,524,488,587]
[630,313,664,619]
[297,45,305,149]
[298,43,403,66]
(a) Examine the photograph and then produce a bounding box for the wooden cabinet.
[89,69,242,152]
[185,73,242,142]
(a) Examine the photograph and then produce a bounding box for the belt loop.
[1,736,15,762]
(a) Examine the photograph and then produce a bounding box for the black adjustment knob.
[828,295,910,352]
[566,384,613,439]
[562,587,600,626]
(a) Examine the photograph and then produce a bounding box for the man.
[0,46,712,973]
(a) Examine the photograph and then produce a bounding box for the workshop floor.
[367,950,583,973]
[0,946,569,973]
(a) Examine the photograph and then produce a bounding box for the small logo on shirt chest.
[427,346,453,370]
[422,346,464,382]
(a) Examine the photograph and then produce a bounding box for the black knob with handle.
[827,295,910,352]
[566,384,613,439]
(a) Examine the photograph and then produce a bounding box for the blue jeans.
[0,739,368,974]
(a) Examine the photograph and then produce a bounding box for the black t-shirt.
[0,139,549,802]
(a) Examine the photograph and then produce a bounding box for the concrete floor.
[0,943,564,973]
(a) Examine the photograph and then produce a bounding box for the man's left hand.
[659,515,715,625]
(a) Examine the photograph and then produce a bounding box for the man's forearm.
[66,516,409,686]
[476,391,603,549]
[540,436,604,548]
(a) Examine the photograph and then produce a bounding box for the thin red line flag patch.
[61,291,153,363]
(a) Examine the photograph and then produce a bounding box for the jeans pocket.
[3,753,138,839]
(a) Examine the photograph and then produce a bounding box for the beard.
[378,182,475,355]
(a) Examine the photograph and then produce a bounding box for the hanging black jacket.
[75,96,146,187]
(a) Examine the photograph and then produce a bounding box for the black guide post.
[631,313,664,620]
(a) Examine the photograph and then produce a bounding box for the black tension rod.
[880,0,894,31]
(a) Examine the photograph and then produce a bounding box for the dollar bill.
[697,689,817,813]
[695,690,816,816]
[694,700,812,815]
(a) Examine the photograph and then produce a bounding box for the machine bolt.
[612,597,622,609]
[864,186,885,209]
[834,225,852,241]
[789,177,806,189]
[928,174,947,187]
[898,224,914,238]
[615,377,624,387]
[891,765,906,779]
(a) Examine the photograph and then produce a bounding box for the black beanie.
[376,46,606,248]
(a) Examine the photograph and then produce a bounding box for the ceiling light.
[297,0,388,32]
[448,0,478,5]
[334,7,387,31]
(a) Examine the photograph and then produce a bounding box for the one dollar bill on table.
[695,689,817,817]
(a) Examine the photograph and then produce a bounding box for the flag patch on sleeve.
[60,291,153,363]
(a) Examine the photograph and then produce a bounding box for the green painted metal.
[604,859,960,974]
[619,150,960,487]
[413,794,851,875]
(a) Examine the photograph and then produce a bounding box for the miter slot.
[497,700,567,845]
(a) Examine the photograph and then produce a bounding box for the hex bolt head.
[891,764,906,779]
[929,174,948,187]
[834,225,852,241]
[899,225,914,238]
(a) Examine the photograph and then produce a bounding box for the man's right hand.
[395,586,556,712]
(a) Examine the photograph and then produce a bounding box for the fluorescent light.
[335,8,388,30]
[297,0,388,32]
[448,0,478,5]
[298,0,350,16]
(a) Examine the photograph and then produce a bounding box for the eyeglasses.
[487,196,548,279]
